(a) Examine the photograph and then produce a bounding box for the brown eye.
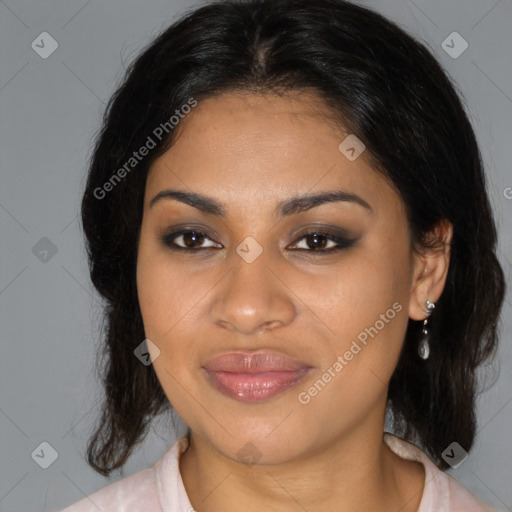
[303,233,331,250]
[160,229,222,251]
[182,231,205,248]
[289,230,358,252]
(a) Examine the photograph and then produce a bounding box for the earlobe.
[408,219,453,321]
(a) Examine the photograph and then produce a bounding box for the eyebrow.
[149,189,373,217]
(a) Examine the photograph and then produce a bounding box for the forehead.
[145,91,395,217]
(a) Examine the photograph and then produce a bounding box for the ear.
[408,219,453,321]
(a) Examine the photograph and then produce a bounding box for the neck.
[179,408,425,512]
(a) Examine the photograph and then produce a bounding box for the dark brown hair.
[80,0,506,475]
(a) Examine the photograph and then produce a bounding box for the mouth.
[202,351,312,402]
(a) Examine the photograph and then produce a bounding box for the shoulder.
[57,438,188,512]
[383,433,494,512]
[57,465,160,512]
[443,475,496,512]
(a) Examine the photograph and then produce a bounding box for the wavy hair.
[80,0,506,475]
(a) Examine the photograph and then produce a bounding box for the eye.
[160,228,357,253]
[160,229,222,251]
[288,230,357,252]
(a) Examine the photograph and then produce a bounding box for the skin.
[136,91,453,512]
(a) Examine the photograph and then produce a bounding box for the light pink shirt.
[59,433,497,511]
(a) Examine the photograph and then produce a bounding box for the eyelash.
[159,228,357,254]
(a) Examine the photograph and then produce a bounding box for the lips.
[202,351,312,402]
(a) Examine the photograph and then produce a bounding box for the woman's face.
[136,91,431,464]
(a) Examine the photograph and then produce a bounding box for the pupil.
[184,231,204,248]
[307,233,326,249]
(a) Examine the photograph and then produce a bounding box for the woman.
[60,0,506,510]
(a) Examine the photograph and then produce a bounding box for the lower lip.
[204,368,311,402]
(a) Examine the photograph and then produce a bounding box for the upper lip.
[202,351,311,373]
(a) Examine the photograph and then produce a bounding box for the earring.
[418,299,435,360]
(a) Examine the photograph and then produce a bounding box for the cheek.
[136,251,200,410]
[311,239,411,383]
[136,234,206,371]
[317,250,407,329]
[294,270,408,433]
[136,227,188,328]
[137,237,181,354]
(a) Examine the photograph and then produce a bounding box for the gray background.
[1,0,511,510]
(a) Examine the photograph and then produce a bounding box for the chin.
[200,419,317,467]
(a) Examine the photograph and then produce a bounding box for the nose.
[209,250,297,336]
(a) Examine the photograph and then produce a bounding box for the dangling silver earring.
[418,299,435,360]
